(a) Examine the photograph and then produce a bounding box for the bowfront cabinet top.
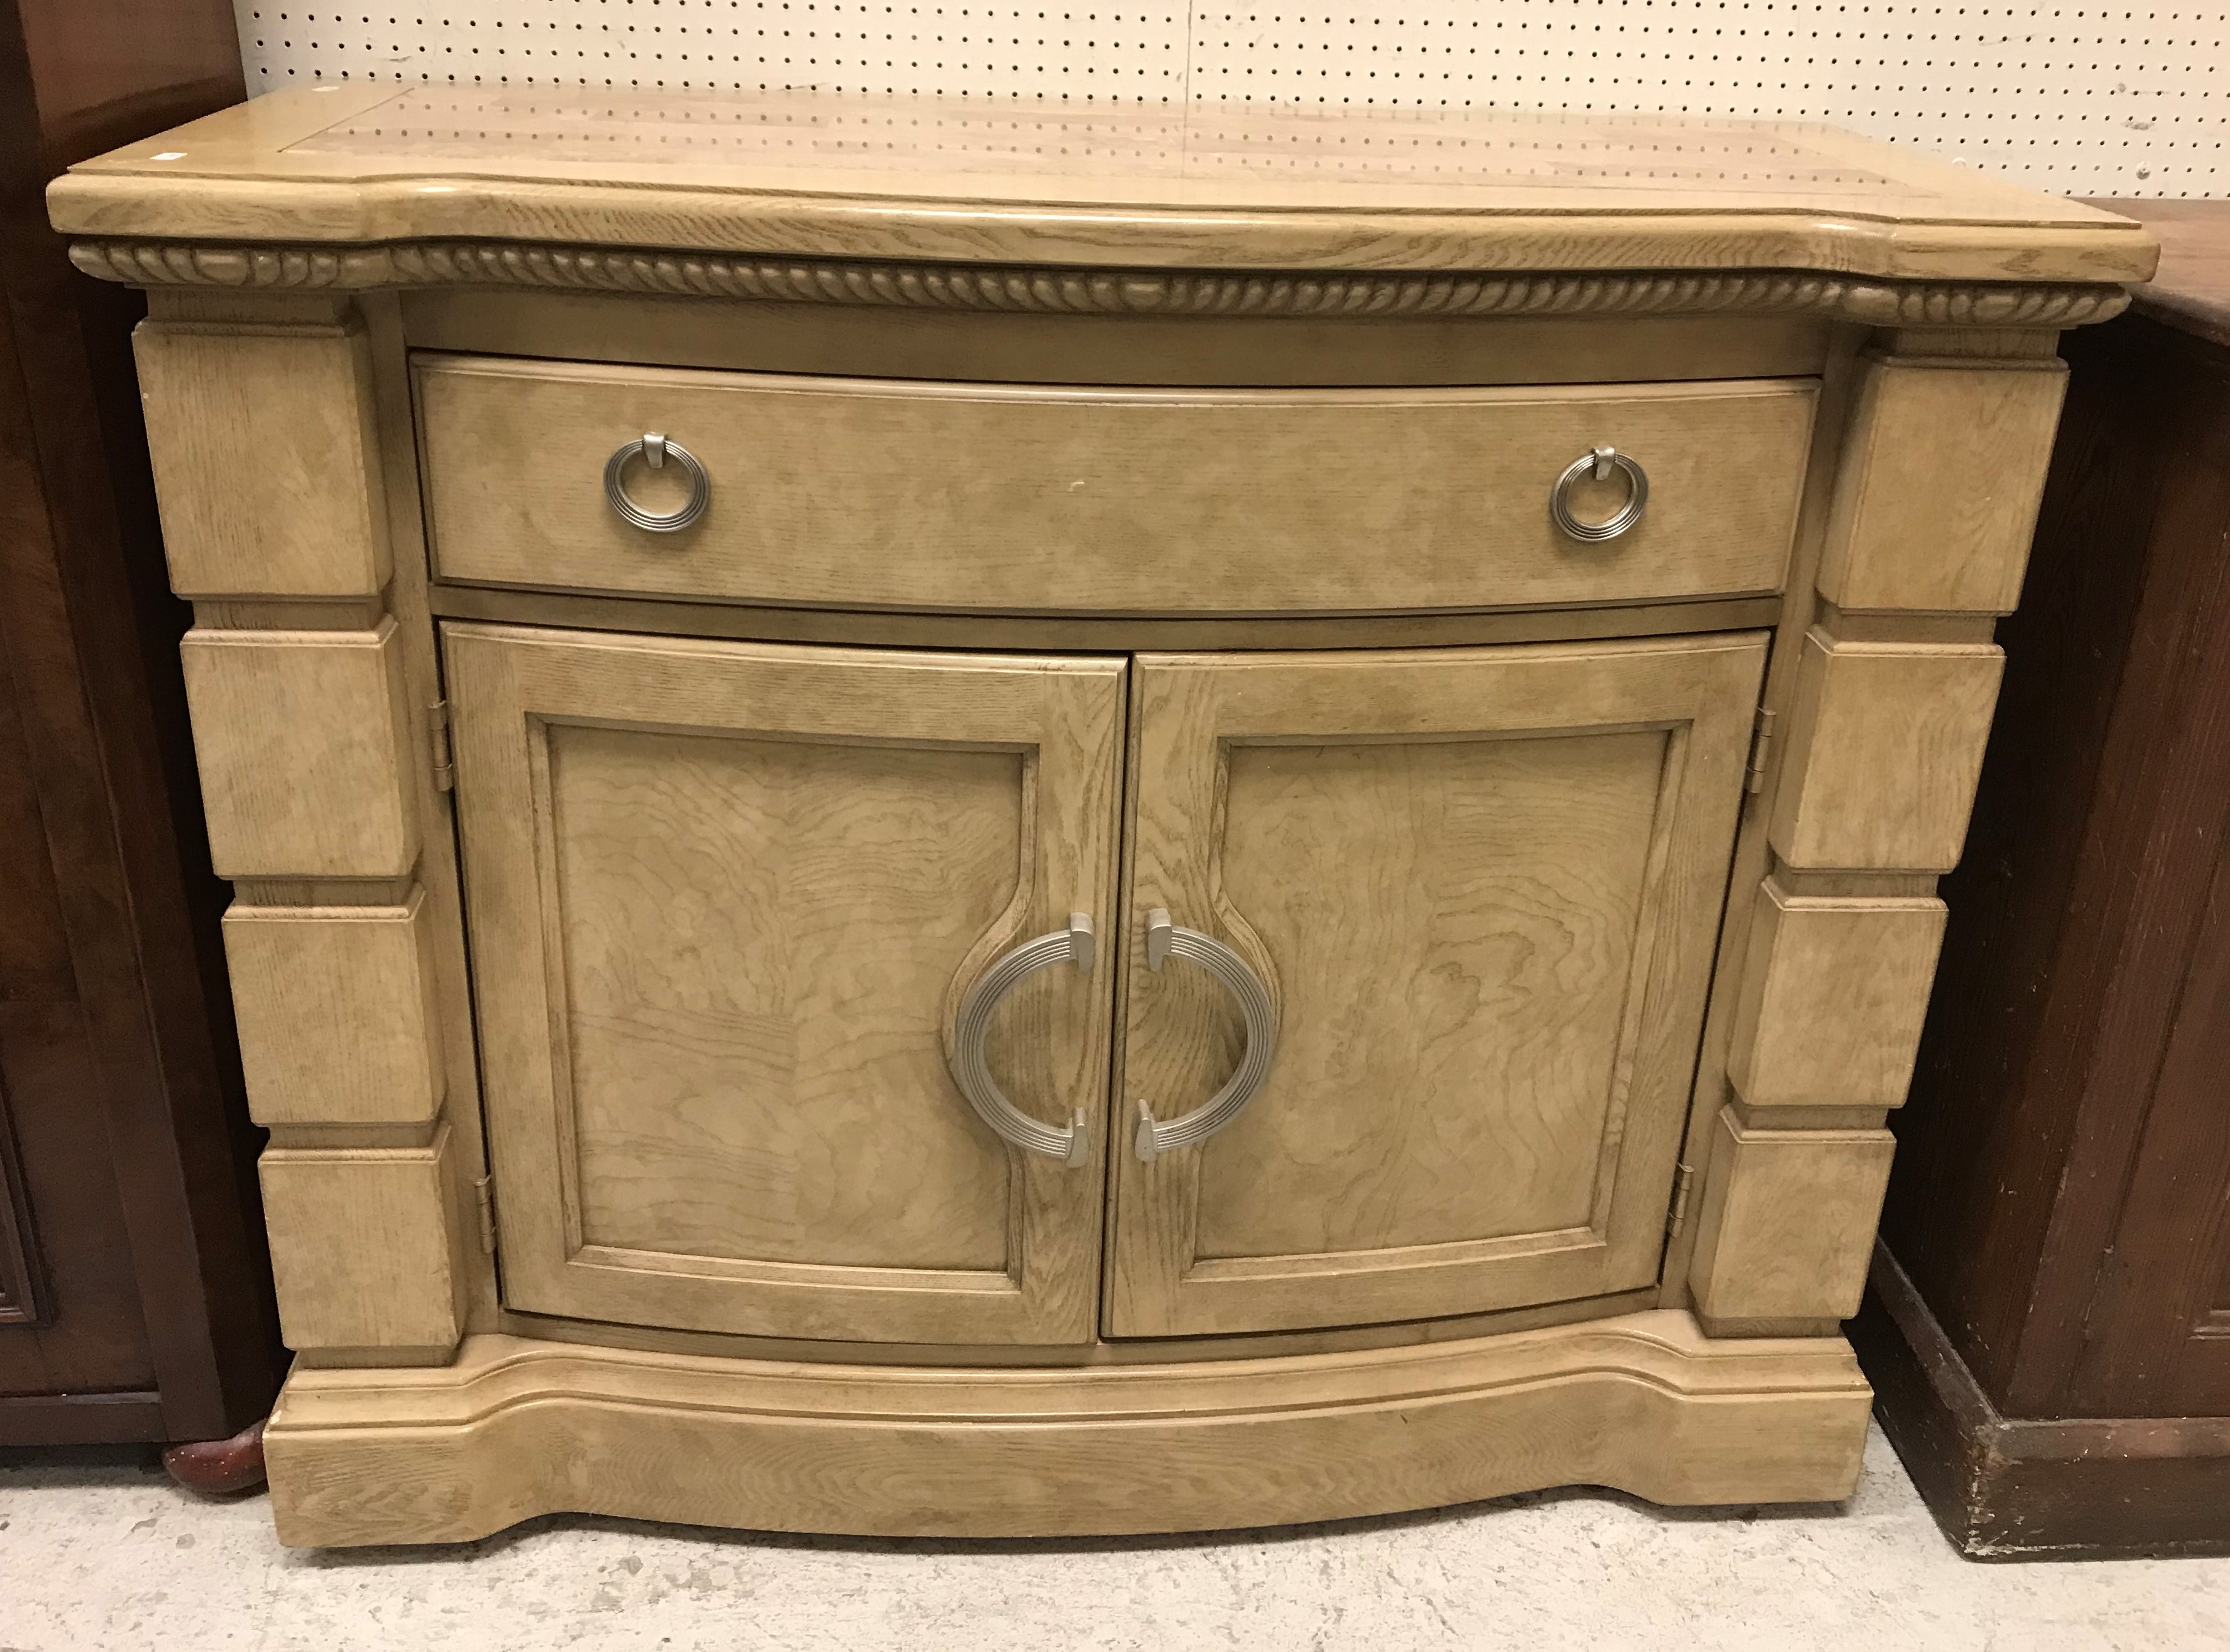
[51,83,2152,292]
[52,86,2149,1548]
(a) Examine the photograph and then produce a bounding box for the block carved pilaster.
[148,299,469,1367]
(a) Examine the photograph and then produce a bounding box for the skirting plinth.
[263,1310,1871,1547]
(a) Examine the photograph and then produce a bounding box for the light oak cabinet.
[51,84,2151,1546]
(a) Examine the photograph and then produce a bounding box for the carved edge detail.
[68,238,2133,327]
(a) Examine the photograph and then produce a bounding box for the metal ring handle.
[1133,908,1279,1163]
[1549,445,1649,543]
[947,913,1096,1166]
[603,432,710,534]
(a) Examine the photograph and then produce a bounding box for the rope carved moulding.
[66,238,2131,328]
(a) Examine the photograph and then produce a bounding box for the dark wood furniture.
[0,0,287,1464]
[1855,200,2230,1559]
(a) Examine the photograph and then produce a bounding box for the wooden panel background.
[1883,310,2230,1419]
[0,0,284,1443]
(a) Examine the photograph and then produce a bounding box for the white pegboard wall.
[235,3,2228,196]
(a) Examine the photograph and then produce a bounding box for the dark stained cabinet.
[1856,201,2230,1557]
[0,0,285,1448]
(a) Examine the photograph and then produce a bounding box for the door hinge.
[1745,707,1778,795]
[1666,1162,1696,1240]
[474,1173,496,1254]
[427,699,454,794]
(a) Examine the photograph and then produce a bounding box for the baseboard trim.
[0,1390,168,1446]
[1853,1241,2230,1559]
[265,1309,1872,1547]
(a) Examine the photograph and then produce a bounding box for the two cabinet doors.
[446,624,1765,1347]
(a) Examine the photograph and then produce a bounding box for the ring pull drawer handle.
[604,431,711,533]
[947,913,1096,1166]
[1133,908,1280,1163]
[1550,445,1649,543]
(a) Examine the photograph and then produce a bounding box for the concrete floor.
[3,1423,2226,1651]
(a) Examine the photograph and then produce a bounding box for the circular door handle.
[947,913,1096,1166]
[604,432,710,533]
[1133,908,1279,1163]
[1550,445,1649,542]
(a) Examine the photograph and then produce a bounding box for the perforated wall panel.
[236,4,2226,196]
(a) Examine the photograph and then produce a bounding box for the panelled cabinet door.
[444,625,1126,1345]
[1106,635,1768,1337]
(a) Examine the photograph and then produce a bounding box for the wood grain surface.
[262,1312,1871,1545]
[445,623,1125,1346]
[416,355,1816,618]
[178,622,419,879]
[134,320,387,597]
[1107,633,1766,1337]
[552,725,1023,1274]
[258,1125,463,1362]
[1814,355,2067,615]
[1768,630,2004,872]
[221,892,444,1127]
[48,85,2155,285]
[1688,1109,1897,1334]
[1724,879,1947,1110]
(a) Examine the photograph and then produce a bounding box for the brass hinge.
[1666,1162,1696,1240]
[427,699,454,794]
[1745,707,1778,795]
[474,1173,496,1254]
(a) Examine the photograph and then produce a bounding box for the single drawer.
[416,355,1816,616]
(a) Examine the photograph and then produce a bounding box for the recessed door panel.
[551,724,1023,1274]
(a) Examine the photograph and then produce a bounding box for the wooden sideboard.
[1856,201,2230,1559]
[0,0,287,1465]
[49,86,2151,1546]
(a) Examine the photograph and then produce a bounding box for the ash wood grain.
[444,624,1124,1345]
[554,724,1021,1274]
[1815,355,2068,614]
[1107,633,1766,1337]
[1725,879,1947,1110]
[178,622,419,878]
[221,891,443,1127]
[48,86,2154,286]
[262,1314,1872,1546]
[417,357,1815,619]
[1768,629,2004,873]
[1688,1108,1896,1334]
[258,1125,463,1362]
[133,320,387,597]
[1197,732,1667,1259]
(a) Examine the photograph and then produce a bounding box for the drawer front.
[417,356,1816,616]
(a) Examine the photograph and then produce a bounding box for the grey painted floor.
[2,1423,2225,1651]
